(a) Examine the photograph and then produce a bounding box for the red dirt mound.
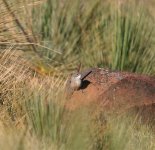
[66,68,155,116]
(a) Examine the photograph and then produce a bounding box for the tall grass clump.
[111,1,155,74]
[24,76,93,150]
[101,115,155,150]
[31,0,111,70]
[24,76,66,148]
[90,111,155,150]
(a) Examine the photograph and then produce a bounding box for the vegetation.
[0,0,155,149]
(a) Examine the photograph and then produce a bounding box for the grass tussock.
[101,116,155,150]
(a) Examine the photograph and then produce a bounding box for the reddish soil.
[66,68,155,119]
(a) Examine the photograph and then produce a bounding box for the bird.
[65,68,93,98]
[70,73,82,90]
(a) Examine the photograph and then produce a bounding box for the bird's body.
[70,73,82,90]
[65,68,93,98]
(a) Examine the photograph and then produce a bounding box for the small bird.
[65,68,92,98]
[70,73,82,90]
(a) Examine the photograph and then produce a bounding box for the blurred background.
[1,0,155,75]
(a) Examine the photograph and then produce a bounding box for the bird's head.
[72,73,81,80]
